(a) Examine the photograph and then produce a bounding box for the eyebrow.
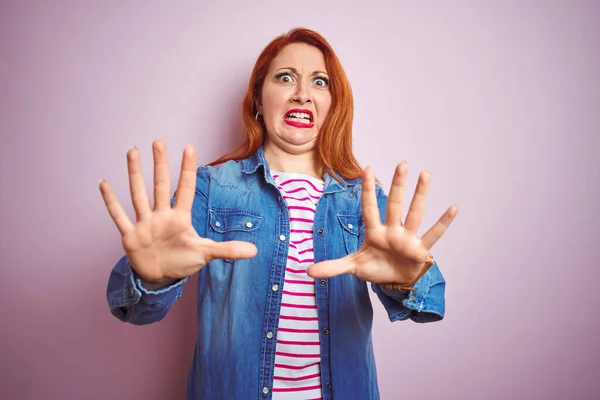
[275,67,328,76]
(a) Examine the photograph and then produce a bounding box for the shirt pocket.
[337,213,360,254]
[208,208,263,263]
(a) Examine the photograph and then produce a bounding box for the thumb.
[207,241,258,261]
[307,256,355,279]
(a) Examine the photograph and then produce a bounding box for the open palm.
[308,162,458,287]
[99,140,257,284]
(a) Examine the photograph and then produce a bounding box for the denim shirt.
[106,146,446,400]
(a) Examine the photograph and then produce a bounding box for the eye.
[314,76,329,88]
[276,73,294,83]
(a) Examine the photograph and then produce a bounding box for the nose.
[292,94,311,104]
[292,82,311,104]
[292,95,310,104]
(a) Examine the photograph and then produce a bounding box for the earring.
[255,111,260,120]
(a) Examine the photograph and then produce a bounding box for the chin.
[287,132,318,146]
[286,125,317,139]
[276,137,317,154]
[265,124,318,149]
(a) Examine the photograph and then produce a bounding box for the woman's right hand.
[99,140,258,285]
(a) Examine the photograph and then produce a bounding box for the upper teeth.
[287,112,311,121]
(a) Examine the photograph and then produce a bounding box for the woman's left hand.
[307,162,458,287]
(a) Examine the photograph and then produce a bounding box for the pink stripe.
[279,178,324,193]
[277,340,320,346]
[283,290,315,297]
[275,361,320,370]
[276,351,320,358]
[272,384,322,393]
[288,256,314,264]
[285,279,313,285]
[292,237,313,245]
[280,187,321,199]
[278,327,319,333]
[290,229,313,234]
[279,315,319,321]
[286,267,306,274]
[298,248,314,255]
[274,372,321,381]
[290,217,314,223]
[281,303,317,309]
[288,205,316,213]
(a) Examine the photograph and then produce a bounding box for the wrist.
[139,278,178,291]
[132,269,178,291]
[380,253,434,292]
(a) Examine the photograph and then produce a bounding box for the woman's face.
[259,43,332,154]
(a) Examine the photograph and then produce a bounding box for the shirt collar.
[241,146,266,175]
[241,145,351,193]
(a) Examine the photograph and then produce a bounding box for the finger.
[127,147,151,220]
[386,162,408,227]
[152,140,171,211]
[173,144,197,212]
[361,166,382,229]
[306,256,355,279]
[99,179,134,236]
[404,170,431,234]
[205,241,258,262]
[421,205,459,250]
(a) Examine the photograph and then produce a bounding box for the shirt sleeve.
[105,166,210,325]
[106,255,190,325]
[364,185,446,323]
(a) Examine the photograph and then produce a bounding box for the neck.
[263,140,320,179]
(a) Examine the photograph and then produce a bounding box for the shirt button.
[317,229,324,235]
[266,331,274,339]
[262,387,269,394]
[326,381,332,389]
[347,223,353,230]
[246,222,253,228]
[279,234,286,241]
[272,284,279,291]
[215,221,221,227]
[323,327,329,334]
[319,280,326,287]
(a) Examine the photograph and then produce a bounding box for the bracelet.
[380,253,435,292]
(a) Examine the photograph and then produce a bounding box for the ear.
[255,99,262,113]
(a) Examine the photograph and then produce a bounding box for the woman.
[101,28,457,400]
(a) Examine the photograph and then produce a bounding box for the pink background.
[1,1,599,399]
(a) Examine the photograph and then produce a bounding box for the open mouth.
[284,109,314,128]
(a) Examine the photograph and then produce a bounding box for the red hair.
[208,27,363,181]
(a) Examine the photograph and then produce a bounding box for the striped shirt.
[271,171,324,400]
